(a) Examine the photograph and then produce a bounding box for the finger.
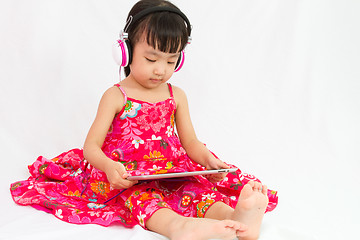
[213,172,226,180]
[122,172,129,179]
[113,181,136,190]
[220,162,230,169]
[204,174,212,180]
[210,175,223,183]
[206,175,217,183]
[111,175,138,189]
[122,178,138,188]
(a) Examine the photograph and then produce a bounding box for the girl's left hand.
[204,156,230,183]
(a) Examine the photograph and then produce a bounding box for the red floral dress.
[10,83,278,228]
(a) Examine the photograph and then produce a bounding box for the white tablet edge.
[127,168,238,181]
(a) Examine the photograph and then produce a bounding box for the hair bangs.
[145,12,188,53]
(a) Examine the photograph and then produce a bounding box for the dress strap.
[114,83,128,106]
[167,83,174,98]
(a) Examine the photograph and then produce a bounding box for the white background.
[1,0,359,239]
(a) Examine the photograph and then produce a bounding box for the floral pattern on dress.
[90,181,110,197]
[120,100,141,119]
[178,191,196,211]
[136,103,169,133]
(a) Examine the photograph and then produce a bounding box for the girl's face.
[129,39,180,89]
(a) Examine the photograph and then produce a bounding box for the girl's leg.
[204,181,269,240]
[146,208,247,240]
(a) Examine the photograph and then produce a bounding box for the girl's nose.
[154,63,166,76]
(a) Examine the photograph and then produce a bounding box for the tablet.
[126,168,238,181]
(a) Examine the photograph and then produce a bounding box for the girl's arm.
[173,86,229,174]
[83,86,138,189]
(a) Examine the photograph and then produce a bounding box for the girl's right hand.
[104,160,138,189]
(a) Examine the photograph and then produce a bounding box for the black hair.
[124,0,190,77]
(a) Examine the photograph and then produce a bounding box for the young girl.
[10,0,278,239]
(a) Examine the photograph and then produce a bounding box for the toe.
[262,185,268,195]
[239,183,254,199]
[253,181,262,191]
[247,181,255,188]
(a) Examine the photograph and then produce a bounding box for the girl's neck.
[119,76,171,103]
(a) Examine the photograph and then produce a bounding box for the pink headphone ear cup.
[112,39,130,67]
[174,51,185,72]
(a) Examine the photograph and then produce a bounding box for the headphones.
[112,6,192,72]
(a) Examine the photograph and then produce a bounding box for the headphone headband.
[124,6,192,37]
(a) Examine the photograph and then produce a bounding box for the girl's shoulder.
[170,84,188,107]
[99,85,126,114]
[171,84,186,99]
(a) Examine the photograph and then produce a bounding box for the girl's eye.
[145,57,156,63]
[168,61,176,65]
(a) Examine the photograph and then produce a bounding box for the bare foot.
[231,181,269,240]
[171,218,248,240]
